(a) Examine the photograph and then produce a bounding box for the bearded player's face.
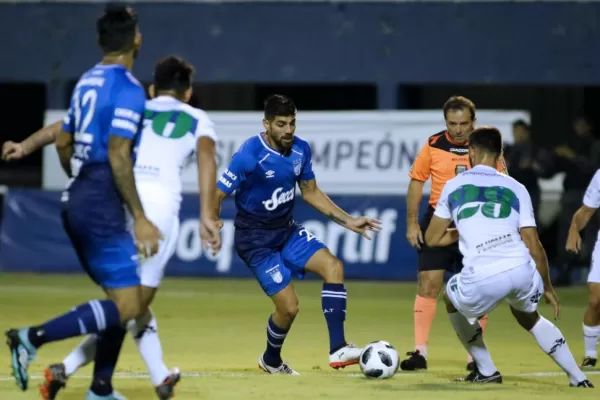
[445,108,475,145]
[264,115,296,150]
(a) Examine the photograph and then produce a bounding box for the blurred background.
[1,0,600,287]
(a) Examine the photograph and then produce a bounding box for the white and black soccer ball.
[359,341,399,379]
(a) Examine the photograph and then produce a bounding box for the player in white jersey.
[566,169,600,368]
[2,56,221,400]
[424,127,592,388]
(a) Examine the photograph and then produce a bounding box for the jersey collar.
[258,133,289,157]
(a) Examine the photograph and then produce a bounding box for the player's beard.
[133,48,139,59]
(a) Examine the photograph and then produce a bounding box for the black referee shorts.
[417,206,463,273]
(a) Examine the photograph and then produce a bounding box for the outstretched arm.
[2,121,62,161]
[299,178,381,239]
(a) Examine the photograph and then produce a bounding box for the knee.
[322,257,344,283]
[277,300,299,322]
[418,273,443,298]
[114,299,144,322]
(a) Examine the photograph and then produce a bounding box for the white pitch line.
[1,370,599,381]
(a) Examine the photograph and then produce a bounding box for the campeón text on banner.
[42,110,529,195]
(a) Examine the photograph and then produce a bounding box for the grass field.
[0,273,597,399]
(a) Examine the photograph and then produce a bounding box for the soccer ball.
[359,341,399,379]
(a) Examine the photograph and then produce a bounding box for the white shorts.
[131,201,180,288]
[446,261,544,323]
[589,238,600,283]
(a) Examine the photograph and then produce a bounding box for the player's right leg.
[507,264,592,388]
[443,275,502,384]
[241,248,299,375]
[399,245,447,371]
[582,241,600,368]
[5,219,144,393]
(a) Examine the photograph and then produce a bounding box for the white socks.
[61,310,170,386]
[63,334,97,375]
[583,324,600,359]
[530,316,586,385]
[448,312,497,376]
[127,310,170,386]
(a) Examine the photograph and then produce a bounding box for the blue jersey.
[62,64,146,236]
[217,133,315,231]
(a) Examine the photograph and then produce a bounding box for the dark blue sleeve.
[299,142,315,181]
[217,149,255,195]
[109,85,145,140]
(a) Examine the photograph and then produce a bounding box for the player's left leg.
[507,264,592,388]
[280,225,360,368]
[443,275,502,384]
[582,241,600,368]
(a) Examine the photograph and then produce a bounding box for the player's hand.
[406,221,424,249]
[346,216,382,240]
[566,228,582,254]
[200,216,222,256]
[1,141,25,162]
[134,216,162,259]
[544,288,561,320]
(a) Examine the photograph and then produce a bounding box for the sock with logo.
[448,311,497,376]
[414,295,437,358]
[90,326,127,396]
[263,315,289,367]
[583,324,600,359]
[322,283,347,353]
[27,300,120,349]
[63,335,97,376]
[467,315,488,363]
[530,316,586,385]
[127,310,170,385]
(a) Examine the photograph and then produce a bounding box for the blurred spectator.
[538,115,600,285]
[504,120,541,221]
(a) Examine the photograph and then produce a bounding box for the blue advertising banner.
[0,189,428,281]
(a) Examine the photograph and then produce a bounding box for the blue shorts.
[61,209,140,290]
[235,223,326,296]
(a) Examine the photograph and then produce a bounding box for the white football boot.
[258,356,300,376]
[329,343,362,369]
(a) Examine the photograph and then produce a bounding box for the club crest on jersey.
[293,159,302,176]
[267,265,283,284]
[262,187,295,211]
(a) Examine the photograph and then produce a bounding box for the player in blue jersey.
[5,6,163,399]
[214,94,382,374]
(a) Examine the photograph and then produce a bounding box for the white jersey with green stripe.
[134,95,217,211]
[434,164,537,281]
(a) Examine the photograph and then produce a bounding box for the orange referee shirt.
[409,131,508,208]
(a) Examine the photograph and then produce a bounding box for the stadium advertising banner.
[0,189,429,280]
[42,110,529,195]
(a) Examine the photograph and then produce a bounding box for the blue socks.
[322,283,347,353]
[28,300,120,349]
[263,316,289,367]
[90,326,127,397]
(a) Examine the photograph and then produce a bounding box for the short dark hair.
[97,4,138,54]
[468,126,503,159]
[264,94,296,121]
[443,96,476,121]
[153,56,195,95]
[512,119,530,130]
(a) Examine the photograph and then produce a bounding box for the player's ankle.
[329,342,347,355]
[262,352,282,368]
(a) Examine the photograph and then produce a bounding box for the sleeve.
[583,170,600,209]
[408,141,431,181]
[62,94,76,134]
[299,143,315,181]
[109,86,145,140]
[195,111,218,143]
[518,185,537,229]
[217,147,255,195]
[433,183,452,220]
